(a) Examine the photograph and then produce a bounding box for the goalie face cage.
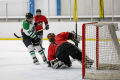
[82,22,120,79]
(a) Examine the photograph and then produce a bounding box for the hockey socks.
[38,50,47,62]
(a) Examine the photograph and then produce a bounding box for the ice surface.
[0,40,82,80]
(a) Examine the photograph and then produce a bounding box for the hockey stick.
[75,19,78,47]
[14,28,46,38]
[14,33,22,38]
[36,28,46,32]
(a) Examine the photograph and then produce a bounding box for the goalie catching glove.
[49,59,68,69]
[71,31,82,43]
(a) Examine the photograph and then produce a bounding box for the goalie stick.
[14,28,46,38]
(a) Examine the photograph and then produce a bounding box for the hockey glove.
[34,36,40,42]
[34,22,38,27]
[70,31,82,43]
[45,24,49,30]
[32,36,40,46]
[36,21,42,26]
[34,21,42,27]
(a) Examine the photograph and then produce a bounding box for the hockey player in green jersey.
[21,12,48,65]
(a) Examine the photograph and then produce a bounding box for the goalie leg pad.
[77,59,91,68]
[85,55,94,65]
[50,59,68,69]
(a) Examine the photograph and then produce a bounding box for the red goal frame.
[82,22,98,79]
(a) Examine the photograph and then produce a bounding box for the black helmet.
[36,9,41,13]
[26,12,33,19]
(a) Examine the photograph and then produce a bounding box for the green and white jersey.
[22,18,36,38]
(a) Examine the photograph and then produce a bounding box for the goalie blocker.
[47,31,94,69]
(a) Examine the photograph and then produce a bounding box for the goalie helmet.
[25,12,33,19]
[47,33,55,42]
[47,33,55,38]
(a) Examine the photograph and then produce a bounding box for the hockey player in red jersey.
[34,9,49,49]
[47,31,94,69]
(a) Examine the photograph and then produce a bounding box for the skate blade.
[34,62,40,65]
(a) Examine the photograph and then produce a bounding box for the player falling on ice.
[21,12,49,65]
[47,31,94,69]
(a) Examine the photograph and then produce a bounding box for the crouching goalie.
[47,31,94,69]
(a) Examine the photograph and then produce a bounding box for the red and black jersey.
[34,15,48,31]
[48,32,74,61]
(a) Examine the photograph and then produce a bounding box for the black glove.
[37,21,42,26]
[45,24,49,30]
[34,21,42,27]
[34,22,38,27]
[34,36,40,42]
[70,31,82,43]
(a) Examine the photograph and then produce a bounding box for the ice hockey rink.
[0,40,83,80]
[1,0,120,80]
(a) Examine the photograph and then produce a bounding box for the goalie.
[47,31,94,69]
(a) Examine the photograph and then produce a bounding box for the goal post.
[82,22,120,79]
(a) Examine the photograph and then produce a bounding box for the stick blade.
[14,33,21,38]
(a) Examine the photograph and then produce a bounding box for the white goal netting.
[82,23,120,79]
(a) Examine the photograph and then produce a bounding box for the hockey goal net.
[82,22,120,79]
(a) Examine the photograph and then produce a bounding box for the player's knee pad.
[28,45,34,52]
[34,45,42,51]
[39,35,43,45]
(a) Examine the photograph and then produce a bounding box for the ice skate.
[42,53,47,62]
[33,57,40,65]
